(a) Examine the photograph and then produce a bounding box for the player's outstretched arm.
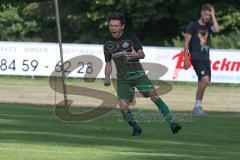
[125,49,145,60]
[183,33,191,70]
[104,61,112,86]
[210,6,220,33]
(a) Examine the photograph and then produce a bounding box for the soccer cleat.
[104,81,111,86]
[170,122,181,134]
[192,106,206,116]
[132,127,142,136]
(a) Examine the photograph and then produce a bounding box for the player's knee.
[150,96,159,102]
[118,100,129,112]
[201,76,209,85]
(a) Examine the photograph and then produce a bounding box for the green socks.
[121,98,174,128]
[121,110,141,129]
[154,98,174,125]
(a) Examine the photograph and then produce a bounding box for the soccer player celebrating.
[103,12,181,136]
[184,4,220,116]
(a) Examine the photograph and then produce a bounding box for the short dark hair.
[202,3,212,12]
[107,12,126,25]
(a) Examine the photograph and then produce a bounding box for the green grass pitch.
[0,103,240,160]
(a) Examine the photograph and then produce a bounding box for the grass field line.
[0,146,213,159]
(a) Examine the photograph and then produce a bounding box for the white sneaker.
[192,106,206,116]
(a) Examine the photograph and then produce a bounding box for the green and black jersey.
[104,31,145,80]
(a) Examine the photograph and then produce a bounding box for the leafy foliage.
[0,0,239,48]
[0,3,40,41]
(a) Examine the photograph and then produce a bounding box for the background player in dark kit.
[184,4,220,115]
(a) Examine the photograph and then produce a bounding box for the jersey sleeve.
[207,23,213,32]
[186,22,195,35]
[103,45,112,62]
[131,33,143,51]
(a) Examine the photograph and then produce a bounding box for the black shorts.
[191,59,211,81]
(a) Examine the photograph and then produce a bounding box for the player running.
[103,12,181,136]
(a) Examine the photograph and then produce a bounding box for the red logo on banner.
[211,58,240,71]
[172,50,240,80]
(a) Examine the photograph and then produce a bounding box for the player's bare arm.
[210,6,220,33]
[104,61,112,86]
[183,33,192,69]
[125,49,145,60]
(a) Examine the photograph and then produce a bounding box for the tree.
[0,0,239,48]
[0,3,40,41]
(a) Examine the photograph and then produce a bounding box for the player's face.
[108,19,125,39]
[201,10,212,23]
